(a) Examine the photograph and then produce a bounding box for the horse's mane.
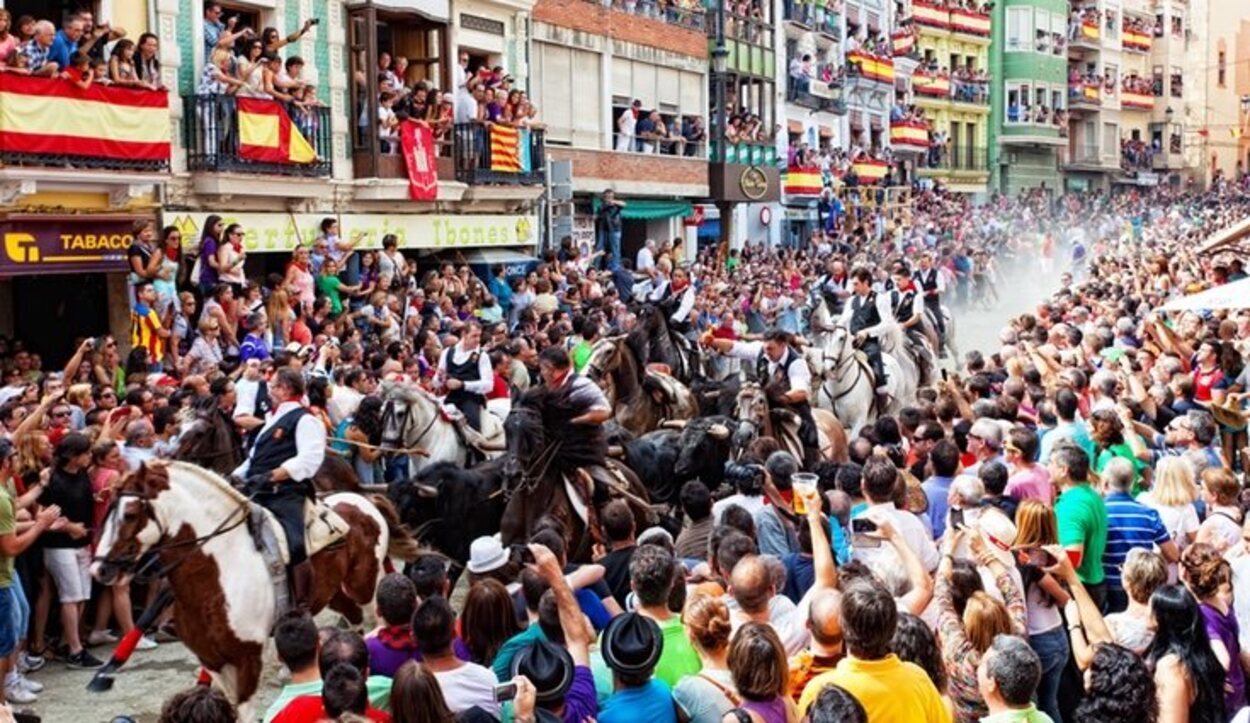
[155,460,251,505]
[513,384,605,472]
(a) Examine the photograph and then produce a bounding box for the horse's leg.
[207,654,263,723]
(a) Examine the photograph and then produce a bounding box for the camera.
[309,17,321,25]
[724,462,764,494]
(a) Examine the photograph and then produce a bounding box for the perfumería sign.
[0,219,149,277]
[166,213,539,253]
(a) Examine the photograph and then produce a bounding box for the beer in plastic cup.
[792,473,818,514]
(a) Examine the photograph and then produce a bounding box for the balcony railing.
[783,0,841,35]
[184,94,331,177]
[453,123,546,185]
[918,146,989,172]
[1068,81,1102,108]
[1121,143,1155,170]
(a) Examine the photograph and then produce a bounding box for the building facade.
[1200,0,1250,182]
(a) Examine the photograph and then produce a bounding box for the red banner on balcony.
[236,97,316,164]
[912,2,950,28]
[783,167,823,196]
[950,9,990,36]
[1123,30,1151,50]
[914,73,951,97]
[851,159,889,183]
[0,74,169,162]
[892,31,916,56]
[1121,91,1154,110]
[400,120,438,201]
[890,121,930,148]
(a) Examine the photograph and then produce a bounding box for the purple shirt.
[1200,602,1246,715]
[364,634,473,678]
[199,237,220,286]
[561,665,598,723]
[741,696,789,723]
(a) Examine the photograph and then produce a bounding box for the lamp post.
[713,45,729,163]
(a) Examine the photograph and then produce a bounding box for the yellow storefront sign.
[165,213,539,253]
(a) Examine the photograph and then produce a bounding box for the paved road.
[24,260,1065,722]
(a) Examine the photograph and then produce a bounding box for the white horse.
[91,461,419,721]
[380,381,505,474]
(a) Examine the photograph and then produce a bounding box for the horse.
[500,385,654,561]
[379,380,505,474]
[584,333,698,436]
[924,304,959,360]
[634,304,701,384]
[732,382,848,466]
[91,461,421,721]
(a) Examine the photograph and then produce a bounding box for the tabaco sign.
[0,219,142,277]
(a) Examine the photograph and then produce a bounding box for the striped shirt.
[1103,492,1171,587]
[129,302,164,365]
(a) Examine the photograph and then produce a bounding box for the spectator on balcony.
[49,16,91,73]
[262,53,301,104]
[134,32,161,89]
[236,38,266,96]
[261,20,316,55]
[455,77,482,123]
[789,53,812,99]
[64,52,94,90]
[682,116,705,158]
[636,110,664,153]
[76,10,126,63]
[199,47,246,96]
[617,99,641,153]
[378,91,400,153]
[19,20,58,77]
[378,51,401,92]
[0,10,17,66]
[204,2,249,60]
[107,40,144,88]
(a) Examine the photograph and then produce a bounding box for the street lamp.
[712,45,730,162]
[713,45,729,75]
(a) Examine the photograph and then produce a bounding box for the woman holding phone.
[1012,499,1070,723]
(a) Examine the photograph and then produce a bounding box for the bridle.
[818,330,864,403]
[507,406,562,491]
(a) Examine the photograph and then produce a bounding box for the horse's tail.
[367,493,424,562]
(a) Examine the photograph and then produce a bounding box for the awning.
[418,247,538,264]
[344,0,449,22]
[1199,216,1250,255]
[592,198,693,220]
[1162,278,1250,311]
[787,120,804,134]
[819,125,834,138]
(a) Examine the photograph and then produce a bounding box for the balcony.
[1121,141,1155,171]
[1121,81,1155,111]
[912,1,951,34]
[1069,17,1102,51]
[788,71,846,112]
[1068,81,1102,111]
[917,146,989,174]
[0,75,170,174]
[183,95,332,177]
[1122,27,1153,52]
[890,119,930,154]
[783,0,841,37]
[452,123,546,186]
[949,8,991,41]
[596,0,706,30]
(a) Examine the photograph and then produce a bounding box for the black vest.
[243,379,270,450]
[445,348,483,383]
[248,407,308,479]
[916,268,941,297]
[757,347,812,414]
[892,288,917,323]
[849,292,881,335]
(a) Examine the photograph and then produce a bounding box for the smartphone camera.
[850,518,878,534]
[508,544,534,567]
[493,681,517,702]
[309,17,321,25]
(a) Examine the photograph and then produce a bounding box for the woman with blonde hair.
[674,593,738,723]
[1139,456,1200,579]
[1011,499,1069,723]
[266,288,294,351]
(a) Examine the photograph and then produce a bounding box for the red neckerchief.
[377,624,419,652]
[672,278,690,294]
[551,368,572,388]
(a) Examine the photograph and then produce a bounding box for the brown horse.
[733,382,849,465]
[90,461,420,720]
[584,333,698,436]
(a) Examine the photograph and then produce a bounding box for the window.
[535,42,602,147]
[1006,7,1033,52]
[1051,88,1064,112]
[1102,121,1118,157]
[1006,83,1024,123]
[1218,50,1227,87]
[1104,63,1118,96]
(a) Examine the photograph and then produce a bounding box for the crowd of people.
[0,8,155,89]
[1120,138,1154,171]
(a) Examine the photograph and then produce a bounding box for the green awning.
[592,198,693,220]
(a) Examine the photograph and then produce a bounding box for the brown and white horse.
[90,461,420,720]
[733,382,849,466]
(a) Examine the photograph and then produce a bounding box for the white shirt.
[851,501,941,574]
[232,401,327,482]
[636,246,656,273]
[668,285,696,325]
[326,385,363,428]
[724,342,812,393]
[838,290,896,339]
[433,662,500,718]
[438,343,493,395]
[234,376,263,420]
[727,593,810,656]
[713,493,767,524]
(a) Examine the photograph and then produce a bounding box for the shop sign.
[166,213,539,254]
[0,219,140,277]
[740,166,770,200]
[572,216,596,258]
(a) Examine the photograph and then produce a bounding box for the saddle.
[248,498,349,568]
[441,403,507,452]
[642,368,685,408]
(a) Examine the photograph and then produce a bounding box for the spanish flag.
[490,125,521,173]
[912,1,950,28]
[852,159,889,183]
[950,9,990,35]
[890,122,929,148]
[237,97,316,164]
[784,167,823,196]
[1122,92,1153,110]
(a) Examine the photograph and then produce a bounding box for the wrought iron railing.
[183,94,332,177]
[452,123,546,185]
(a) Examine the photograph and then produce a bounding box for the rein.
[97,487,253,578]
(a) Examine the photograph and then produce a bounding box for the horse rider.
[652,265,696,334]
[840,266,895,410]
[890,263,927,349]
[537,346,613,428]
[436,320,492,432]
[233,367,326,612]
[814,258,851,315]
[702,328,820,467]
[914,252,946,354]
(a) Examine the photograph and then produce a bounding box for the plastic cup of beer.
[792,473,819,515]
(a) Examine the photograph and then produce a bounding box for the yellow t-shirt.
[798,654,951,723]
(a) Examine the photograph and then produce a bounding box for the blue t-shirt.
[1103,492,1171,588]
[922,475,955,538]
[599,679,677,723]
[48,30,78,71]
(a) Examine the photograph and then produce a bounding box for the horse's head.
[809,291,834,332]
[504,401,545,479]
[380,381,438,449]
[733,383,770,454]
[91,462,172,585]
[583,336,625,387]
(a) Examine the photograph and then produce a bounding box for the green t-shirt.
[653,616,702,687]
[316,275,345,315]
[1094,443,1148,495]
[1055,483,1109,585]
[572,340,594,373]
[0,488,13,589]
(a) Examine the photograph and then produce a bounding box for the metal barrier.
[183,94,332,177]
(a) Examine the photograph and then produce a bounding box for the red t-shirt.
[1193,366,1225,403]
[486,372,509,401]
[271,696,391,723]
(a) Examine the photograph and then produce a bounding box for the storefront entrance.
[11,274,110,367]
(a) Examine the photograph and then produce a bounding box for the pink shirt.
[289,264,315,311]
[1005,464,1053,505]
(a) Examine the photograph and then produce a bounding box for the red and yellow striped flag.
[237,97,315,164]
[784,167,823,196]
[490,125,521,173]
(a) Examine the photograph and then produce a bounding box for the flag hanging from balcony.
[400,120,438,201]
[489,125,522,173]
[0,74,169,162]
[236,97,316,165]
[783,167,823,196]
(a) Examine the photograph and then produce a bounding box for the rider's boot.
[874,385,891,413]
[803,445,822,470]
[291,560,315,614]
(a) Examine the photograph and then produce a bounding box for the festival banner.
[399,120,438,201]
[1121,91,1154,110]
[783,167,823,196]
[913,73,951,97]
[1080,21,1100,41]
[236,97,316,164]
[892,31,916,56]
[950,9,990,36]
[912,2,950,29]
[890,121,930,149]
[1123,31,1151,51]
[489,125,522,173]
[851,159,889,183]
[0,75,169,162]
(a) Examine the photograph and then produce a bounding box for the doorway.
[12,273,110,367]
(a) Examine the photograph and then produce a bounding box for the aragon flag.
[237,97,316,164]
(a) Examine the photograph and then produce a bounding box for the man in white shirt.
[851,458,940,579]
[233,368,327,610]
[840,266,896,402]
[436,321,493,432]
[636,239,657,275]
[616,100,640,152]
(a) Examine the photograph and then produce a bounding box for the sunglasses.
[51,411,71,418]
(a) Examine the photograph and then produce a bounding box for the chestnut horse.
[90,461,420,720]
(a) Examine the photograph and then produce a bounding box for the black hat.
[601,613,662,677]
[512,640,574,704]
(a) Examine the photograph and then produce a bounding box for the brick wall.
[549,147,707,185]
[533,0,708,58]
